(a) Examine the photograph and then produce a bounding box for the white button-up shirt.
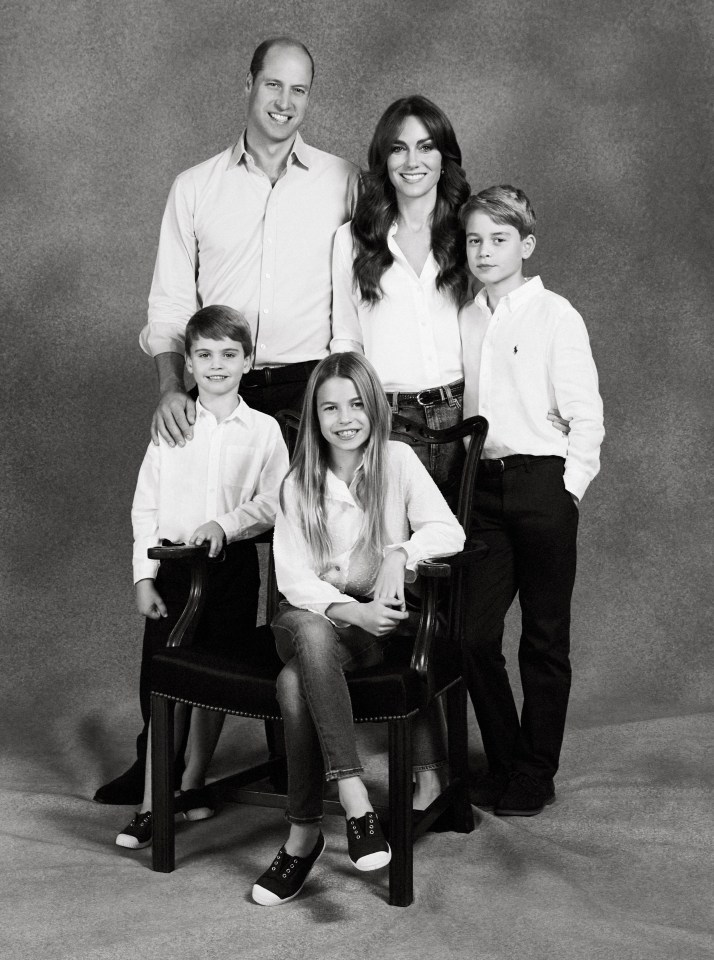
[330,222,463,391]
[131,398,289,583]
[142,133,358,367]
[274,441,465,617]
[460,276,604,500]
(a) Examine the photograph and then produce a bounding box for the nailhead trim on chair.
[150,690,420,722]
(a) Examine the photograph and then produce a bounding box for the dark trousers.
[463,456,579,782]
[238,360,317,417]
[135,540,260,764]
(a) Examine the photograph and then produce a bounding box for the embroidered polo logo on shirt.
[513,345,518,354]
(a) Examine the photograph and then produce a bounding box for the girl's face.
[316,376,372,456]
[386,115,442,203]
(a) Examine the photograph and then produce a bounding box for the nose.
[405,147,419,168]
[275,88,291,111]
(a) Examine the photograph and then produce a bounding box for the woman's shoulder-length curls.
[351,95,471,306]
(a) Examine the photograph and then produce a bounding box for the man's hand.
[151,351,196,446]
[135,579,168,619]
[548,408,571,435]
[373,548,408,608]
[189,521,226,558]
[151,389,196,447]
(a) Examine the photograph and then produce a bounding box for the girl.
[251,352,465,906]
[331,95,471,506]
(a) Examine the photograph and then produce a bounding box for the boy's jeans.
[272,602,447,824]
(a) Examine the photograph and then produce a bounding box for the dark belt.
[241,360,319,388]
[386,378,464,407]
[478,454,563,477]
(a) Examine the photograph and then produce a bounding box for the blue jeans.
[388,381,464,508]
[272,602,447,824]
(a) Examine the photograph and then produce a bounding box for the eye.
[266,81,279,88]
[419,142,435,152]
[293,87,307,96]
[390,144,406,154]
[352,400,364,409]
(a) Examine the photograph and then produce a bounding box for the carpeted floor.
[1,707,711,960]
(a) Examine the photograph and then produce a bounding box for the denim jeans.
[388,382,465,508]
[272,602,447,823]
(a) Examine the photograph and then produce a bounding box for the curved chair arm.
[146,543,210,648]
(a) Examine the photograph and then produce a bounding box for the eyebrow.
[318,395,361,405]
[391,137,434,146]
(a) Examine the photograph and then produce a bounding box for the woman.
[331,95,470,504]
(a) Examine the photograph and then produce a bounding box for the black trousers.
[135,541,260,764]
[463,456,579,782]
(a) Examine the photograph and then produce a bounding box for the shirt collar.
[325,460,366,504]
[386,221,437,278]
[195,396,251,426]
[474,275,544,313]
[230,130,310,170]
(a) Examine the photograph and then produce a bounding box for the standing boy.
[115,305,289,848]
[459,185,604,816]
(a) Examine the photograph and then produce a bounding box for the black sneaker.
[116,811,153,849]
[251,833,326,906]
[176,787,215,822]
[495,772,555,817]
[470,769,511,809]
[346,811,391,871]
[94,761,145,805]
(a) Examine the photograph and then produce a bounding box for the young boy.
[459,185,604,816]
[115,304,289,848]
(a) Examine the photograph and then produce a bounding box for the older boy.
[459,185,604,816]
[115,305,289,848]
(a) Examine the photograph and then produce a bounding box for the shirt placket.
[256,173,281,366]
[205,420,222,520]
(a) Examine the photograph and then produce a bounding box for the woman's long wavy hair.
[281,353,392,574]
[351,95,471,306]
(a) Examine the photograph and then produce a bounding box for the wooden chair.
[148,413,488,906]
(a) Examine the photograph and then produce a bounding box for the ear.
[242,353,252,374]
[185,353,193,375]
[521,235,536,260]
[245,70,253,95]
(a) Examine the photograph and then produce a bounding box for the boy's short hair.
[459,185,536,239]
[185,305,253,356]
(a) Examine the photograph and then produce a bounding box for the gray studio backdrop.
[1,0,711,776]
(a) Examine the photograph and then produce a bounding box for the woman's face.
[386,115,442,203]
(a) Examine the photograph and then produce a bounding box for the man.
[95,37,358,804]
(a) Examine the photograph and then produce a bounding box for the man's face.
[245,44,312,146]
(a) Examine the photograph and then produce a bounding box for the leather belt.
[478,454,563,476]
[386,379,464,407]
[241,360,319,388]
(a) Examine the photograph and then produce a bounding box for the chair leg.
[151,694,175,873]
[388,717,413,907]
[264,718,288,793]
[446,681,475,834]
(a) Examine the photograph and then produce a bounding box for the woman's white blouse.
[330,222,463,392]
[273,441,465,618]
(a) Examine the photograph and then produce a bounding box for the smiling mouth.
[207,375,228,380]
[268,112,291,123]
[400,173,427,182]
[335,429,359,439]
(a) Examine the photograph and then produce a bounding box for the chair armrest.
[147,543,211,561]
[416,540,489,578]
[146,543,210,648]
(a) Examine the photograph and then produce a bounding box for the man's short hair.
[459,185,536,238]
[248,37,315,83]
[185,305,253,357]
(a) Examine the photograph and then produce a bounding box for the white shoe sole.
[352,844,391,872]
[251,840,326,906]
[183,807,214,822]
[115,834,151,850]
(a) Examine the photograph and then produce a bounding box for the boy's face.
[185,336,251,399]
[465,211,535,290]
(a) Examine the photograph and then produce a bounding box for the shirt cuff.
[330,337,363,354]
[563,467,591,502]
[383,543,417,583]
[133,560,160,584]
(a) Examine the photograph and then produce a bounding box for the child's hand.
[373,549,408,609]
[548,408,571,435]
[135,579,168,619]
[189,521,226,558]
[357,598,409,637]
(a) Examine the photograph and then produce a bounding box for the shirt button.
[260,343,266,349]
[263,308,269,314]
[265,273,271,278]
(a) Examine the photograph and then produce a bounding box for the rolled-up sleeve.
[131,443,162,583]
[141,174,200,357]
[549,312,605,501]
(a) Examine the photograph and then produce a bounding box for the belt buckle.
[416,387,438,407]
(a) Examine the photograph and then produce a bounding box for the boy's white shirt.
[460,276,604,501]
[131,397,289,583]
[273,440,465,619]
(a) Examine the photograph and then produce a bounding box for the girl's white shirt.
[329,222,463,392]
[273,441,465,618]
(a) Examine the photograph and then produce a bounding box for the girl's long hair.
[281,353,392,573]
[351,95,471,306]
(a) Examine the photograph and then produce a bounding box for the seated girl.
[251,352,465,906]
